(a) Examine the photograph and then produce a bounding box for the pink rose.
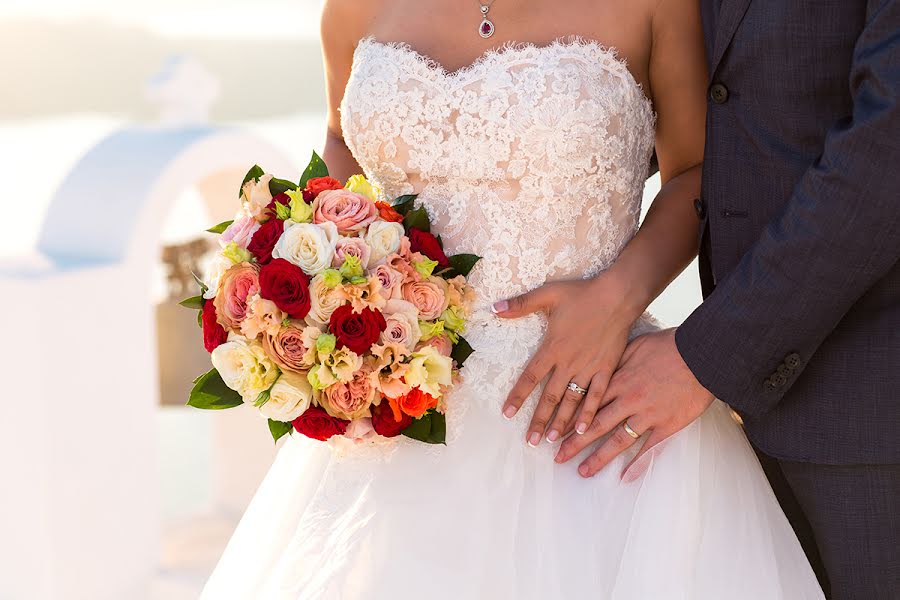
[333,236,372,269]
[416,333,453,357]
[321,367,376,421]
[213,262,260,332]
[220,215,261,249]
[263,322,316,373]
[371,264,404,299]
[401,277,449,321]
[380,299,422,350]
[312,189,378,235]
[345,417,377,441]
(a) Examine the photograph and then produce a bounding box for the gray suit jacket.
[676,0,900,464]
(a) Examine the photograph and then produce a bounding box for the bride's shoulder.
[321,0,384,46]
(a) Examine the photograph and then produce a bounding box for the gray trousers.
[755,448,900,600]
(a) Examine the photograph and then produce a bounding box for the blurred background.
[0,1,700,598]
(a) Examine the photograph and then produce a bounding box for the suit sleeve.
[675,0,900,418]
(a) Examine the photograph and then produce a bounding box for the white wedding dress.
[201,37,824,599]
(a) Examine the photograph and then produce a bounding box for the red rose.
[264,192,291,221]
[247,218,283,265]
[375,201,405,223]
[329,304,387,354]
[371,400,412,437]
[303,176,343,202]
[292,405,349,441]
[408,227,450,268]
[259,258,311,319]
[201,299,227,353]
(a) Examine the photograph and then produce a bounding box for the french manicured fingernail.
[503,405,517,419]
[546,429,559,443]
[491,300,508,314]
[578,464,591,477]
[527,432,541,447]
[576,422,587,434]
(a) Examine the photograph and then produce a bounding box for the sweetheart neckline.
[355,35,655,114]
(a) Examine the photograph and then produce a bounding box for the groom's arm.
[676,0,900,419]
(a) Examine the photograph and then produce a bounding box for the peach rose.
[312,189,378,235]
[445,275,477,316]
[401,277,449,320]
[263,322,317,373]
[387,253,420,284]
[333,236,371,269]
[241,173,274,221]
[213,262,260,332]
[321,367,377,421]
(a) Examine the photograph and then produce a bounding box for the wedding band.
[622,420,640,439]
[566,382,588,396]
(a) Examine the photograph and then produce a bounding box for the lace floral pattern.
[331,36,657,460]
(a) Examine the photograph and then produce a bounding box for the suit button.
[694,198,706,219]
[785,353,801,369]
[777,364,792,377]
[771,373,788,387]
[764,378,778,391]
[710,83,729,104]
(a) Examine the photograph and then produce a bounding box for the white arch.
[0,127,295,600]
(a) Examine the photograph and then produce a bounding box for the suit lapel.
[710,0,753,74]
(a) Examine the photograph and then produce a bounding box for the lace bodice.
[332,36,657,455]
[341,36,656,307]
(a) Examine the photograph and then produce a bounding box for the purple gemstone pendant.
[479,18,495,38]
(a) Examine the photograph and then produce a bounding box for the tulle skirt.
[200,315,824,600]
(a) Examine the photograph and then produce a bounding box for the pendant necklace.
[477,0,497,38]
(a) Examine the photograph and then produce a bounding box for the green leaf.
[240,165,265,197]
[269,177,298,197]
[448,254,481,277]
[391,194,418,215]
[268,419,293,443]
[197,309,203,329]
[179,295,204,310]
[298,151,329,189]
[206,220,233,234]
[435,234,444,249]
[401,410,446,445]
[187,368,244,410]
[190,270,209,296]
[451,336,474,368]
[403,207,431,233]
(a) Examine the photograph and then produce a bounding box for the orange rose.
[375,201,404,223]
[397,387,439,418]
[303,176,343,202]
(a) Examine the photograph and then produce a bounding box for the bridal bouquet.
[180,152,479,445]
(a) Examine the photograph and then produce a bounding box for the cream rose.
[272,221,338,276]
[365,221,405,265]
[241,173,274,221]
[380,299,422,350]
[312,189,378,235]
[202,252,233,300]
[211,334,279,402]
[259,370,314,422]
[306,272,347,325]
[401,276,449,321]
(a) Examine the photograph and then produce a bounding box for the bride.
[202,0,824,598]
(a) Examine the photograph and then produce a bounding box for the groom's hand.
[554,328,715,479]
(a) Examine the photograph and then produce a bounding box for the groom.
[557,1,900,598]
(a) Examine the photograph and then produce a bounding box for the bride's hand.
[493,271,642,446]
